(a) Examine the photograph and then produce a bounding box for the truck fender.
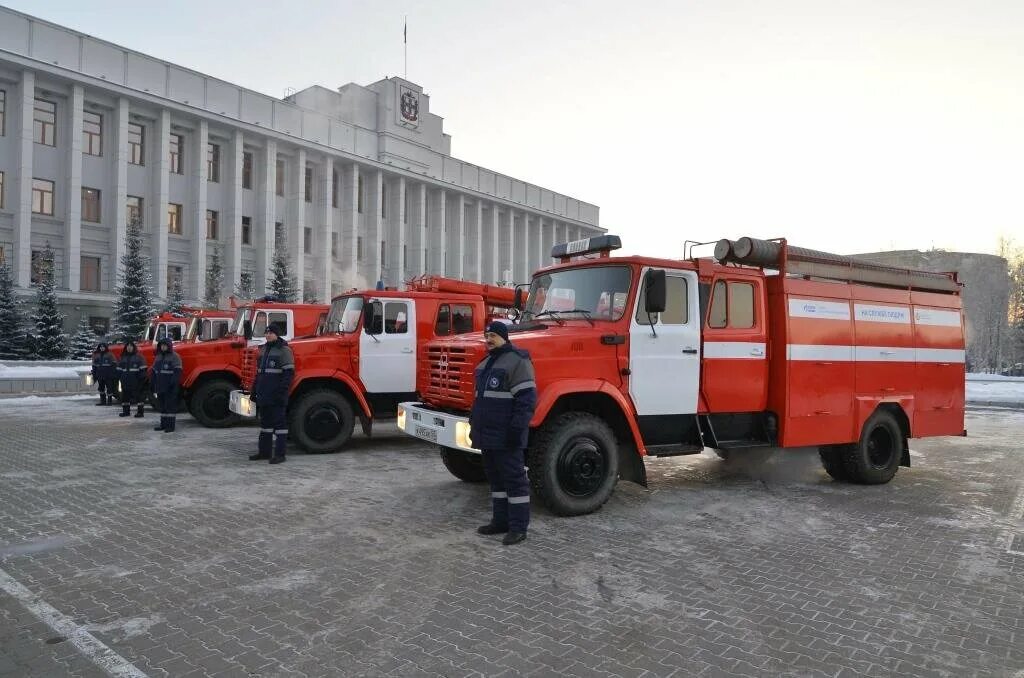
[532,378,648,456]
[291,368,373,421]
[183,364,241,389]
[855,395,914,466]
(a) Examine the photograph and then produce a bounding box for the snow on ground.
[0,363,91,379]
[966,375,1024,406]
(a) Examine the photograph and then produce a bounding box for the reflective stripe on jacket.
[468,343,537,450]
[150,339,183,394]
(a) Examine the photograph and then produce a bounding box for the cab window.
[384,303,409,334]
[435,304,474,335]
[251,312,287,337]
[636,275,688,325]
[707,280,756,329]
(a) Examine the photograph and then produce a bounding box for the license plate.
[415,425,438,443]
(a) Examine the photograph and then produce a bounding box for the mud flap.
[360,415,372,438]
[900,436,910,467]
[618,442,648,487]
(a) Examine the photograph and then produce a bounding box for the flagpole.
[404,16,408,79]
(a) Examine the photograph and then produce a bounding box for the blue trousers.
[259,404,288,458]
[157,390,178,431]
[482,448,530,532]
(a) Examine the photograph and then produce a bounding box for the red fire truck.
[397,235,966,516]
[230,276,516,453]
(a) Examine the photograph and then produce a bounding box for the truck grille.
[422,344,476,410]
[241,346,258,391]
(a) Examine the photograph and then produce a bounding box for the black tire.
[289,389,355,453]
[439,446,486,483]
[188,378,240,428]
[818,444,851,481]
[841,410,904,484]
[527,412,620,516]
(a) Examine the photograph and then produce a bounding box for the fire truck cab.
[230,277,516,453]
[397,235,966,516]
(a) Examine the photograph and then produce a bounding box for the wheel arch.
[876,402,912,467]
[290,372,372,420]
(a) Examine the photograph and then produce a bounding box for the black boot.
[477,523,508,535]
[96,394,106,406]
[134,404,144,418]
[153,417,165,431]
[268,456,286,464]
[502,532,527,546]
[269,430,287,464]
[119,403,130,417]
[249,452,271,461]
[162,416,175,433]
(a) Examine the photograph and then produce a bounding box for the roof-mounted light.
[551,235,622,262]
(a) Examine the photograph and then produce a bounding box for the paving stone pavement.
[0,396,1022,678]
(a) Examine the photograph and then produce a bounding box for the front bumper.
[229,389,256,418]
[397,402,478,454]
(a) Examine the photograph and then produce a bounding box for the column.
[427,188,445,274]
[534,215,544,274]
[111,98,129,281]
[65,85,84,292]
[446,193,464,279]
[519,211,530,283]
[256,140,277,295]
[290,149,306,301]
[191,119,209,302]
[151,109,171,298]
[389,175,406,284]
[473,199,484,282]
[226,130,244,297]
[318,155,334,299]
[341,163,359,288]
[368,169,383,285]
[488,205,500,285]
[13,70,34,288]
[501,209,514,285]
[413,183,427,277]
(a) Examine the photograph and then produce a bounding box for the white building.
[0,7,601,333]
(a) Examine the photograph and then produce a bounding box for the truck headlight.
[397,408,406,431]
[84,373,94,386]
[455,421,474,450]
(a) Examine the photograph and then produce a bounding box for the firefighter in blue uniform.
[116,339,147,418]
[469,321,537,546]
[249,323,294,464]
[91,342,118,406]
[150,337,183,432]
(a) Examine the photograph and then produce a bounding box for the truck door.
[700,276,768,412]
[629,269,701,444]
[360,299,417,394]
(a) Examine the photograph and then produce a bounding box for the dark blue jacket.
[253,338,294,407]
[468,343,537,450]
[150,338,183,394]
[91,344,117,381]
[116,341,148,395]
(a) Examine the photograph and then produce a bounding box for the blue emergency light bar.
[551,235,622,260]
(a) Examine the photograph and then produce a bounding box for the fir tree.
[303,280,319,305]
[163,276,186,315]
[233,271,255,300]
[205,244,224,308]
[69,317,98,360]
[29,243,68,360]
[0,258,32,360]
[270,241,298,302]
[113,218,155,340]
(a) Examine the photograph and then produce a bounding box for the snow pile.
[966,375,1024,407]
[0,363,91,379]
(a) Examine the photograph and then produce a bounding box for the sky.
[8,0,1024,257]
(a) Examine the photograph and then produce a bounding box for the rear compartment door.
[629,269,700,443]
[360,299,417,394]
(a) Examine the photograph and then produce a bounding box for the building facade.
[0,8,601,333]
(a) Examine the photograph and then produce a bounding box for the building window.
[169,134,183,174]
[83,110,103,156]
[32,178,55,215]
[357,174,364,213]
[128,122,144,165]
[0,171,4,210]
[126,195,143,227]
[304,227,312,254]
[380,240,386,267]
[168,265,183,287]
[304,167,313,203]
[242,151,253,189]
[381,182,387,218]
[88,316,109,335]
[276,159,285,196]
[81,256,101,292]
[206,210,219,240]
[34,98,56,146]
[332,169,338,208]
[0,89,6,136]
[241,216,252,245]
[357,236,363,261]
[274,221,284,247]
[168,203,183,235]
[207,142,220,182]
[403,244,407,270]
[82,187,101,223]
[331,233,338,258]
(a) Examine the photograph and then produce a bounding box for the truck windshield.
[231,309,250,336]
[522,265,632,322]
[144,322,158,341]
[326,296,365,333]
[185,317,200,342]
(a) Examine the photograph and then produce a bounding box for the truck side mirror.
[514,287,524,311]
[243,320,253,340]
[644,269,667,314]
[364,302,382,335]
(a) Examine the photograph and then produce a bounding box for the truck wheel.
[841,410,904,484]
[290,389,355,453]
[528,412,619,516]
[188,378,240,428]
[439,447,486,483]
[818,444,851,481]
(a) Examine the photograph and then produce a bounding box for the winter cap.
[485,321,509,342]
[266,322,285,337]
